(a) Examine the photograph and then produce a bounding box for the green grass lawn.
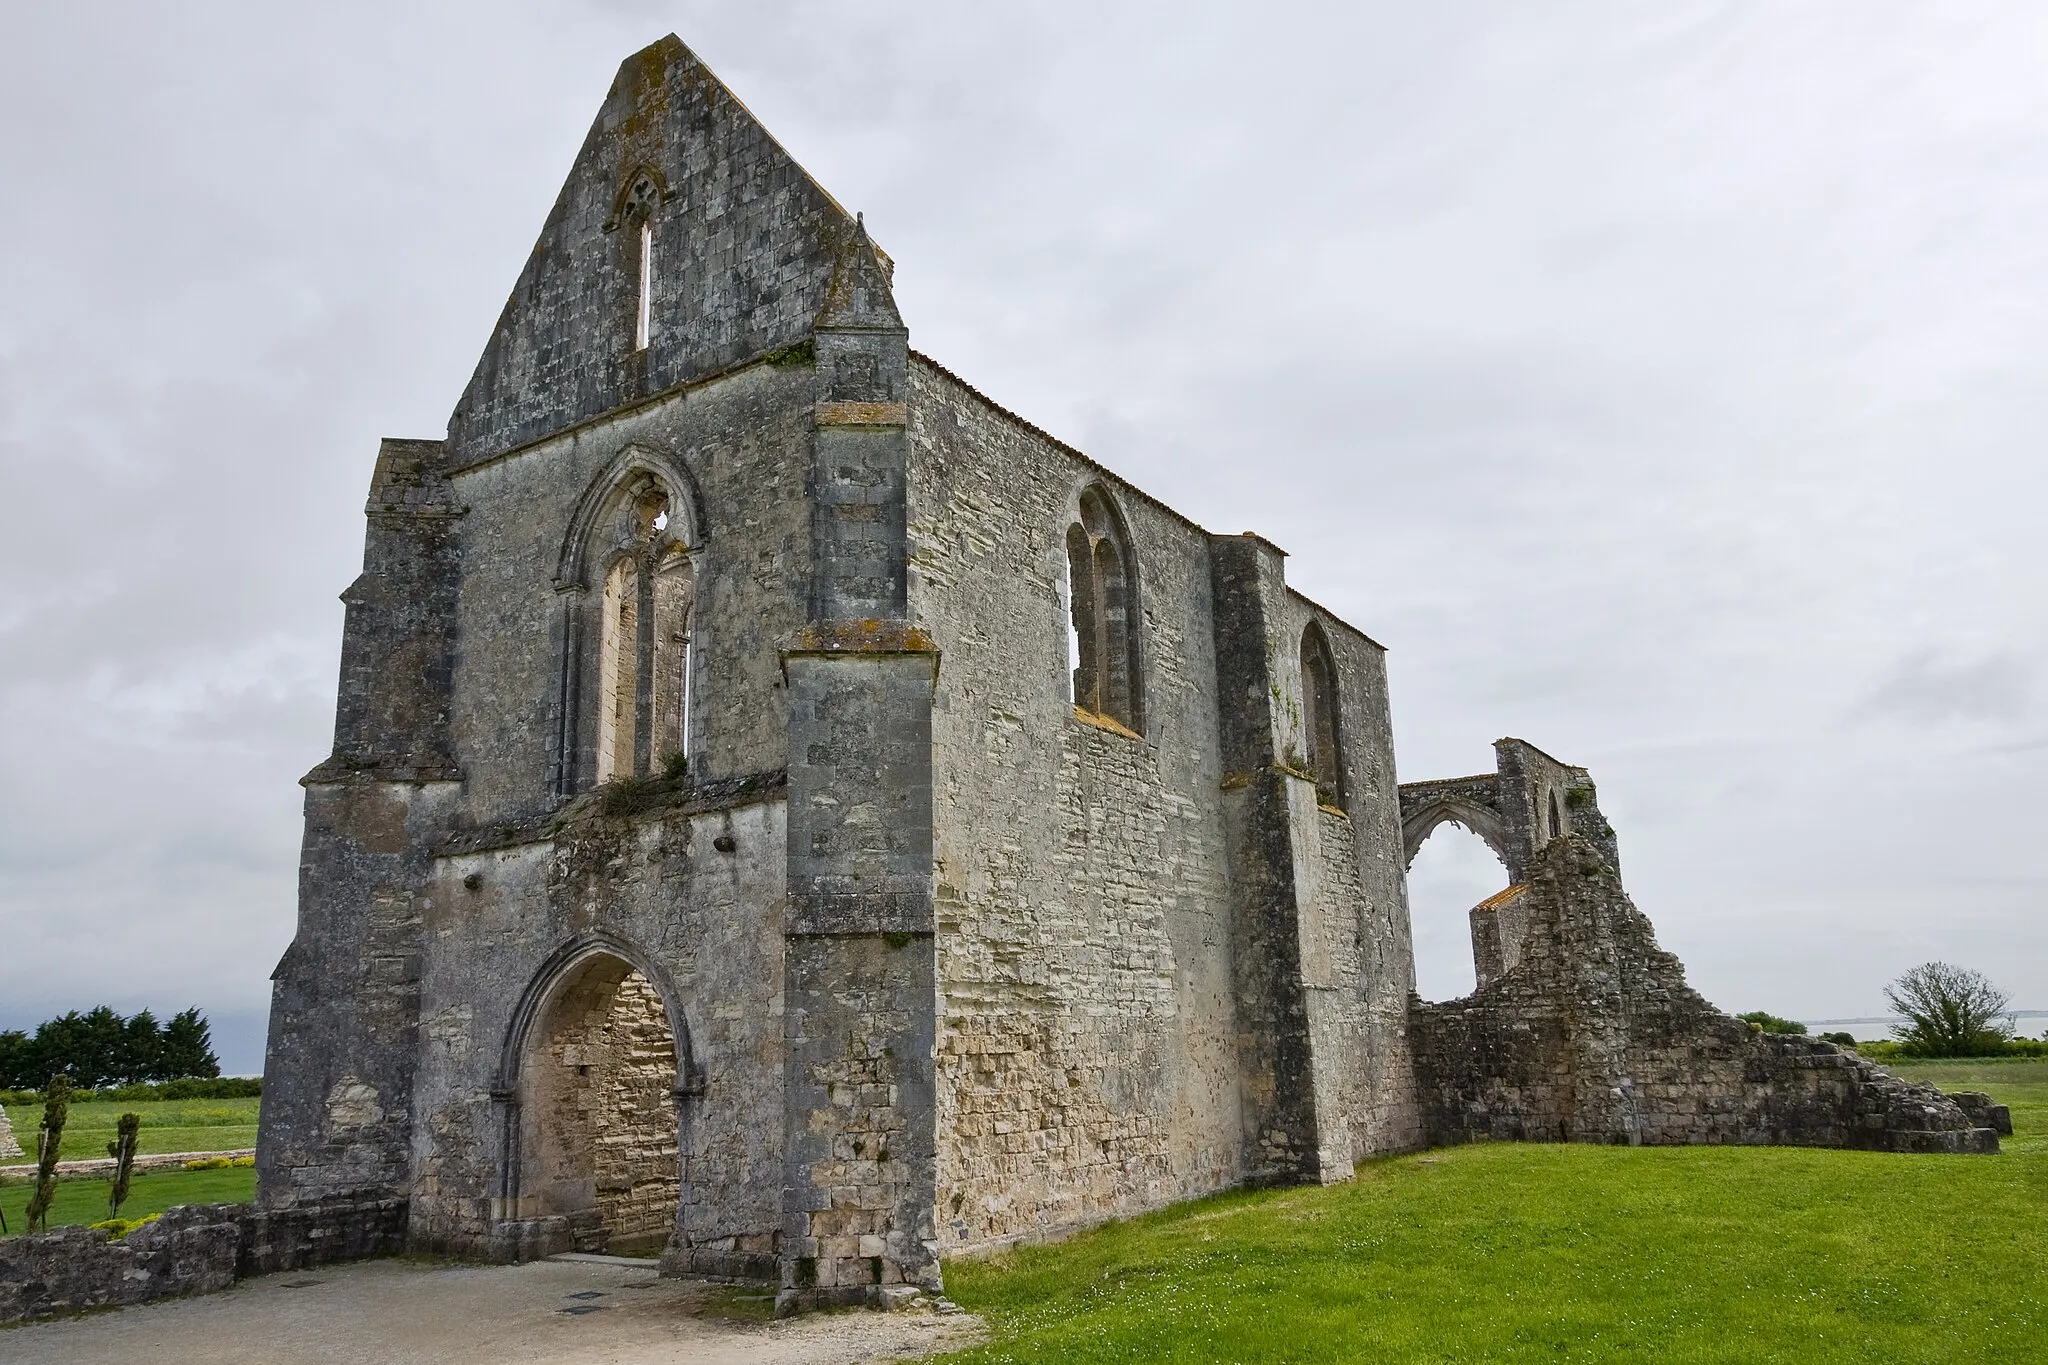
[3,1096,259,1164]
[939,1061,2048,1364]
[0,1165,257,1235]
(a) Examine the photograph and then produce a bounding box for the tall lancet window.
[1065,485,1143,734]
[613,169,663,353]
[597,555,641,782]
[635,217,654,351]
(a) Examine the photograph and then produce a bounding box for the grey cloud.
[1859,650,2033,726]
[3,1,2045,1058]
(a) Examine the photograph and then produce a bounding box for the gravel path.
[0,1256,983,1364]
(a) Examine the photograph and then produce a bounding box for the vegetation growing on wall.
[1736,1011,1807,1035]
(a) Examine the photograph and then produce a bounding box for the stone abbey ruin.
[238,34,2000,1313]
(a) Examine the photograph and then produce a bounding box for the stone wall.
[446,36,861,466]
[911,360,1247,1251]
[0,1196,405,1326]
[1411,836,1998,1154]
[407,787,788,1265]
[909,356,1420,1255]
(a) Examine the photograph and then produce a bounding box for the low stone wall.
[0,1148,255,1181]
[0,1195,406,1325]
[1411,836,2000,1156]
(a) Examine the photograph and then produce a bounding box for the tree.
[23,1073,72,1233]
[0,1006,221,1088]
[107,1112,142,1220]
[1885,961,2012,1057]
[122,1010,164,1084]
[159,1008,220,1080]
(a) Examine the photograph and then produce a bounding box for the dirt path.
[1,1257,983,1364]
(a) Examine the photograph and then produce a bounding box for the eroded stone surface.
[1410,836,1998,1154]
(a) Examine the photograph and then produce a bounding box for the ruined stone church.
[257,35,2000,1309]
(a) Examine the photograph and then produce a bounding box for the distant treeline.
[0,1006,222,1090]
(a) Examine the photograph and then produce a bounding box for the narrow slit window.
[635,219,654,351]
[679,631,692,758]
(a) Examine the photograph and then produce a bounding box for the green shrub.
[1819,1031,1857,1047]
[160,1077,261,1100]
[1737,1011,1807,1035]
[1,1076,260,1105]
[183,1156,236,1170]
[87,1212,160,1240]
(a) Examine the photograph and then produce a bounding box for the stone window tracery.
[1065,486,1142,734]
[1301,622,1346,811]
[617,171,662,352]
[591,478,693,784]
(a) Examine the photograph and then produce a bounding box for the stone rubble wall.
[591,973,683,1249]
[0,1106,21,1160]
[1411,836,1999,1155]
[0,1195,405,1325]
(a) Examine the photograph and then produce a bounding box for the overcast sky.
[3,3,2044,1072]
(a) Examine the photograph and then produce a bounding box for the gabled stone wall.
[1411,836,1998,1154]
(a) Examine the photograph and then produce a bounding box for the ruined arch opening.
[1406,821,1514,1003]
[516,953,683,1257]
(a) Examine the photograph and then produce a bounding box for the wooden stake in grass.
[107,1111,141,1220]
[23,1072,72,1233]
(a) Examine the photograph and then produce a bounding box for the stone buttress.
[258,438,464,1208]
[778,227,942,1307]
[1209,534,1354,1184]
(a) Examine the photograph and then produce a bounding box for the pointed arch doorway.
[499,940,691,1257]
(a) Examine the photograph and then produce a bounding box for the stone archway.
[1400,797,1512,872]
[513,951,683,1257]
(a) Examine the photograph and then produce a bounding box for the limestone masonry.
[249,33,2001,1313]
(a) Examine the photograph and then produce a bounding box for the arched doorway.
[511,949,685,1257]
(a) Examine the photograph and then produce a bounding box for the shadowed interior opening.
[519,954,681,1257]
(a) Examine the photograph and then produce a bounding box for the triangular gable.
[446,35,867,464]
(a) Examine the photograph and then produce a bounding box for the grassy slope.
[0,1166,257,1233]
[939,1061,2047,1364]
[3,1097,259,1163]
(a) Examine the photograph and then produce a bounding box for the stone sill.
[1072,707,1141,740]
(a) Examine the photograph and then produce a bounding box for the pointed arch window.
[611,169,663,353]
[588,479,693,785]
[1066,486,1142,734]
[1301,623,1346,811]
